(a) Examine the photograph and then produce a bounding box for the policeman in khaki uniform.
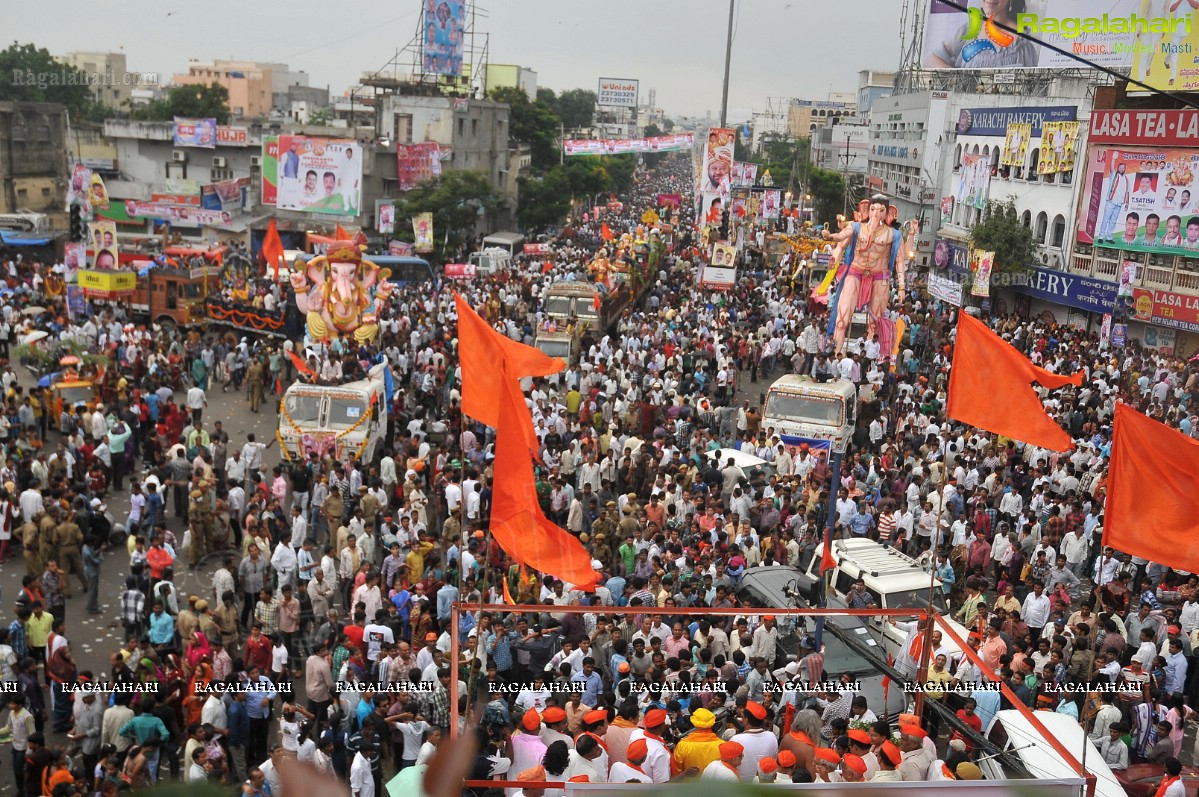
[20,518,41,578]
[188,489,211,568]
[246,358,266,413]
[55,507,87,596]
[39,508,59,578]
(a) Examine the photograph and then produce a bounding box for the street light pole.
[719,0,735,127]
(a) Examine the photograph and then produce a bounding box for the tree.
[970,198,1035,273]
[536,87,557,106]
[553,88,596,130]
[134,82,231,124]
[0,42,100,118]
[517,169,572,232]
[808,167,846,226]
[393,170,499,260]
[490,86,560,174]
[308,108,332,126]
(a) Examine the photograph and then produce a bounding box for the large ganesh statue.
[290,242,393,343]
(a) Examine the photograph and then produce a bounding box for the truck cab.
[533,329,580,366]
[761,374,857,454]
[278,362,389,464]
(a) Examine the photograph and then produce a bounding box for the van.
[981,710,1122,797]
[799,537,970,664]
[469,247,512,275]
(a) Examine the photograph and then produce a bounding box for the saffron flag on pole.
[601,223,614,242]
[335,223,352,240]
[491,362,596,590]
[262,218,285,282]
[287,350,315,379]
[454,292,564,449]
[1103,402,1199,573]
[947,312,1083,451]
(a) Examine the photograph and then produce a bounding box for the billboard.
[423,0,465,76]
[87,221,117,269]
[261,136,279,206]
[1133,287,1199,333]
[562,134,694,156]
[172,117,217,148]
[1075,145,1199,256]
[954,105,1076,137]
[597,78,639,108]
[957,152,992,210]
[1039,121,1080,175]
[1089,109,1199,146]
[920,0,1182,70]
[397,142,442,191]
[276,136,362,216]
[1001,122,1031,167]
[1131,9,1199,93]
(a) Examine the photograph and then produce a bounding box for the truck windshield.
[284,395,322,425]
[328,398,368,429]
[887,589,949,613]
[538,340,571,358]
[59,385,93,406]
[764,392,844,425]
[545,296,573,316]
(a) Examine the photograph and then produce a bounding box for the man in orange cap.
[672,707,722,777]
[812,747,841,782]
[836,754,869,783]
[846,728,878,778]
[510,708,548,786]
[702,741,744,781]
[897,724,934,781]
[871,741,903,781]
[541,706,571,748]
[629,707,671,782]
[776,749,798,783]
[576,709,609,776]
[755,756,779,783]
[731,700,778,779]
[609,738,653,783]
[511,765,548,797]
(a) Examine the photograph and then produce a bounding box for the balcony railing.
[1068,246,1199,297]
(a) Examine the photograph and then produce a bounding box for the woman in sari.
[184,652,214,729]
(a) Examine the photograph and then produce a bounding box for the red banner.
[396,142,442,191]
[1089,109,1199,146]
[523,243,551,255]
[443,263,477,279]
[1133,287,1199,333]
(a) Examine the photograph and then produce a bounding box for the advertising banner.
[78,269,137,297]
[276,136,362,215]
[442,263,477,279]
[413,212,434,253]
[523,243,552,255]
[1131,16,1199,94]
[151,193,201,207]
[87,221,117,269]
[216,126,248,145]
[397,142,442,191]
[1089,109,1199,147]
[596,78,638,108]
[928,270,964,306]
[922,0,1163,70]
[423,0,465,76]
[261,136,279,206]
[172,117,217,148]
[1039,121,1080,175]
[957,152,991,210]
[1001,122,1031,167]
[940,196,955,224]
[377,202,396,234]
[700,128,735,208]
[125,201,232,226]
[971,249,994,297]
[700,264,737,290]
[561,134,695,156]
[1133,287,1199,333]
[955,105,1077,137]
[1075,145,1199,255]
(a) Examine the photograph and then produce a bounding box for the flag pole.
[814,449,842,650]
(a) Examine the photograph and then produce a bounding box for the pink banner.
[442,263,477,278]
[396,142,442,191]
[563,133,695,156]
[125,201,232,226]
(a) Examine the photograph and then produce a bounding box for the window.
[1035,211,1048,242]
[1051,214,1066,248]
[16,188,27,200]
[954,142,962,167]
[1028,148,1040,180]
[458,118,465,136]
[472,118,478,137]
[393,114,412,144]
[1021,210,1032,228]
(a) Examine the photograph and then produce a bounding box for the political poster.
[88,221,117,269]
[1001,122,1031,167]
[65,284,86,320]
[63,242,86,283]
[89,173,109,210]
[423,0,465,76]
[261,136,279,206]
[761,189,782,220]
[562,134,694,156]
[699,128,735,208]
[389,240,415,256]
[66,163,92,214]
[1039,121,1080,175]
[921,0,1150,70]
[125,201,233,226]
[202,179,244,211]
[1075,145,1199,256]
[172,117,217,148]
[701,193,725,231]
[957,153,991,210]
[413,212,434,253]
[1119,260,1138,297]
[377,202,396,235]
[276,136,362,216]
[971,249,994,298]
[397,142,443,190]
[940,196,955,224]
[597,78,639,108]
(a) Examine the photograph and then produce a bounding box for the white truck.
[278,361,389,464]
[468,247,512,275]
[761,374,857,455]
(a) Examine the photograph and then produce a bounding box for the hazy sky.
[13,0,904,120]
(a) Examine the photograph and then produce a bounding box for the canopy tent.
[0,230,55,246]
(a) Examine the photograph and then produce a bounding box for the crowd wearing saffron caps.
[0,150,1199,796]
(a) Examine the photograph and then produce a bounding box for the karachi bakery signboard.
[1075,110,1199,257]
[275,136,362,216]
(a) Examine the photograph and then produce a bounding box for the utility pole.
[841,133,852,216]
[719,0,735,128]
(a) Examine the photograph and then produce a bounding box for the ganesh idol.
[290,242,394,343]
[820,195,918,361]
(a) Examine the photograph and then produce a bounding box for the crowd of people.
[0,151,1195,797]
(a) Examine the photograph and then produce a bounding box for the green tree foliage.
[490,86,559,173]
[552,88,596,130]
[134,83,231,124]
[393,170,499,259]
[0,42,102,118]
[809,167,847,225]
[517,169,572,232]
[971,198,1035,273]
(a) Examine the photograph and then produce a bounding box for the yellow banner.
[78,270,137,292]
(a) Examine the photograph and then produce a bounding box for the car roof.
[832,539,939,584]
[988,710,1123,797]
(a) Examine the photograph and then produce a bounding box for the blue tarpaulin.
[0,230,54,246]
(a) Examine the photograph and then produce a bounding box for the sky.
[11,0,904,120]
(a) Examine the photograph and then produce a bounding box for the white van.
[278,362,389,464]
[981,710,1123,797]
[469,247,512,275]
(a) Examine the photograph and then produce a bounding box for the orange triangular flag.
[819,536,836,574]
[262,218,285,281]
[1104,402,1199,572]
[502,575,516,605]
[491,363,595,590]
[335,224,352,240]
[287,350,315,379]
[454,293,564,451]
[601,223,614,242]
[947,312,1082,451]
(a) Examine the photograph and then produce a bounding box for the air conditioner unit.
[213,156,228,168]
[250,155,262,167]
[171,151,187,163]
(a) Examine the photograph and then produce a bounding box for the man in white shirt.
[350,745,375,797]
[186,385,207,425]
[241,434,266,485]
[1022,581,1052,640]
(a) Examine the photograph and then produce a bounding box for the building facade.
[0,102,69,225]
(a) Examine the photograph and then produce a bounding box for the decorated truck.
[277,361,390,464]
